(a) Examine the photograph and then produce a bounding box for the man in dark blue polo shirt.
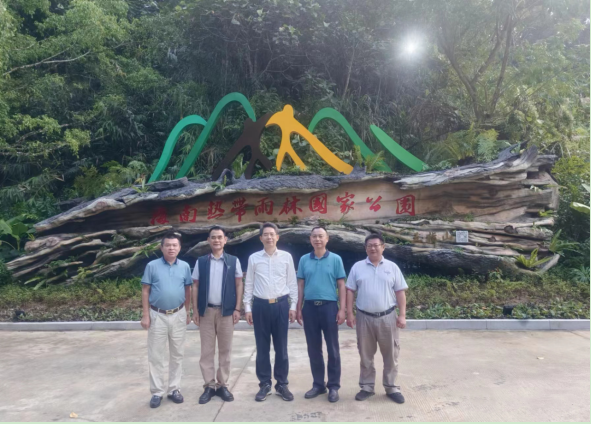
[296,226,347,403]
[140,232,192,409]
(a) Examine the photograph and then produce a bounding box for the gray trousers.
[356,309,401,394]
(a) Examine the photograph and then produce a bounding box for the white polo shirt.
[346,257,408,313]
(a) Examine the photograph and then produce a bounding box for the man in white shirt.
[244,222,298,402]
[346,233,408,404]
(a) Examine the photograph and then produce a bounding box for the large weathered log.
[393,146,538,190]
[7,148,561,282]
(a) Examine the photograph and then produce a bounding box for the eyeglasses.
[261,233,276,238]
[366,243,384,249]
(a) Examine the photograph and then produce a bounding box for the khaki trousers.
[147,307,187,397]
[356,309,401,394]
[199,307,235,389]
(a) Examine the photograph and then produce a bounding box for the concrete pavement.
[0,329,588,422]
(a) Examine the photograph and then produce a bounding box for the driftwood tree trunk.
[7,147,560,283]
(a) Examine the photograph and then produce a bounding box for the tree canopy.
[0,0,589,262]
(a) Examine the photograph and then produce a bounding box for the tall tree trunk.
[342,45,356,101]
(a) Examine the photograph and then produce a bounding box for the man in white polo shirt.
[346,233,408,404]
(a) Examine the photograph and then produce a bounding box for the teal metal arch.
[175,92,257,179]
[308,108,392,173]
[148,115,208,183]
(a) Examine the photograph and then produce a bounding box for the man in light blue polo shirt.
[296,226,346,403]
[141,231,192,409]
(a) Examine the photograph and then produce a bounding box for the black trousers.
[302,301,341,390]
[252,297,290,388]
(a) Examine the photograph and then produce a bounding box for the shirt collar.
[161,256,178,266]
[365,256,384,266]
[261,248,279,258]
[209,252,224,261]
[310,250,330,259]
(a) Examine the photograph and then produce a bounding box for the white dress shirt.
[243,249,298,312]
[191,253,243,305]
[346,256,408,313]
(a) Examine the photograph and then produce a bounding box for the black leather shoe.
[199,387,216,404]
[355,390,375,401]
[304,387,327,399]
[387,392,405,404]
[167,390,184,404]
[149,395,162,408]
[216,386,234,402]
[328,389,339,403]
[275,384,294,401]
[255,384,272,402]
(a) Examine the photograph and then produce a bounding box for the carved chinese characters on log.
[145,181,418,227]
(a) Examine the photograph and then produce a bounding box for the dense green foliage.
[1,272,588,321]
[0,0,588,277]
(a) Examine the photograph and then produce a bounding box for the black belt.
[254,294,289,304]
[207,303,222,308]
[358,306,395,318]
[150,303,184,315]
[305,300,336,306]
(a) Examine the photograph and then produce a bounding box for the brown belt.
[254,294,289,304]
[150,303,184,315]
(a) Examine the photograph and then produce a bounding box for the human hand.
[193,314,200,326]
[186,313,192,325]
[336,309,346,325]
[346,315,356,329]
[232,310,240,324]
[141,314,150,330]
[396,315,406,329]
[296,310,303,326]
[246,312,253,326]
[289,310,296,323]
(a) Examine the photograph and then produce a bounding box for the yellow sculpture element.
[266,105,354,174]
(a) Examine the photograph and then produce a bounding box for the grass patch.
[403,273,589,319]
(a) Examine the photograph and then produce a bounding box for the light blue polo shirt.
[141,257,193,310]
[297,251,347,301]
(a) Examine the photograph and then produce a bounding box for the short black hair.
[208,226,227,237]
[365,233,384,245]
[161,231,182,245]
[260,222,279,236]
[310,226,327,235]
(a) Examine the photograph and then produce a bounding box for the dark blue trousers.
[252,296,290,388]
[302,301,341,390]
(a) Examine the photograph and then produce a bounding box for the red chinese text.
[150,207,169,225]
[254,197,274,216]
[279,196,303,215]
[309,193,328,214]
[366,196,382,212]
[395,194,415,216]
[207,201,225,220]
[336,192,355,214]
[179,205,198,223]
[231,197,248,222]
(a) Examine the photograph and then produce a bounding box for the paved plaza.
[0,329,588,422]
